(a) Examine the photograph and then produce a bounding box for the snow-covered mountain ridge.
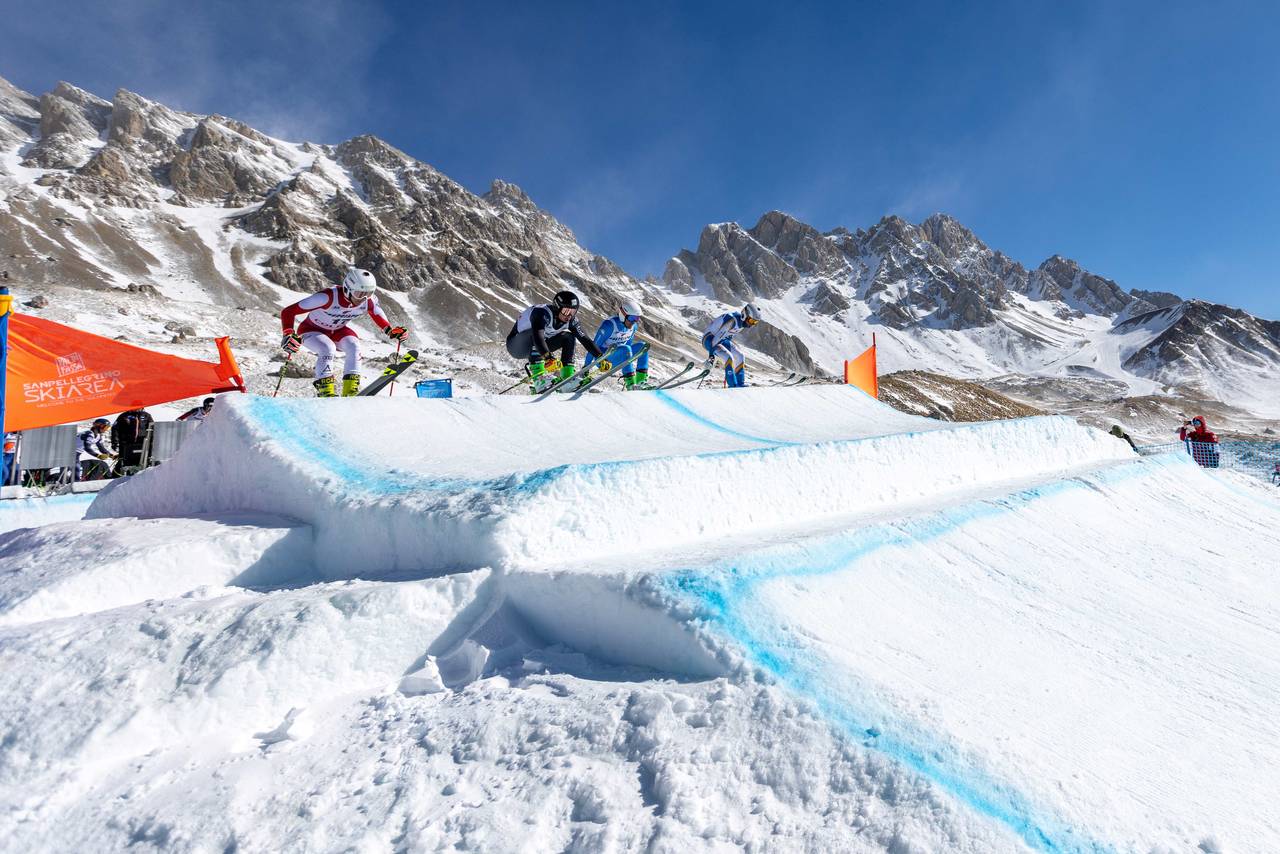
[1,74,1276,421]
[664,210,1280,418]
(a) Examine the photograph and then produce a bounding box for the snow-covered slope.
[87,389,1131,576]
[5,385,1280,851]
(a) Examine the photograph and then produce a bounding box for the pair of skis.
[359,350,419,396]
[536,344,651,398]
[771,372,808,387]
[655,361,710,390]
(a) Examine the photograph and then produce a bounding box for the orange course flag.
[844,340,878,398]
[4,313,245,432]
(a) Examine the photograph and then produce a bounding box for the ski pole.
[498,376,531,394]
[389,340,402,397]
[273,351,295,398]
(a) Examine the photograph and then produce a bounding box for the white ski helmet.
[343,267,377,298]
[742,302,761,325]
[618,298,643,323]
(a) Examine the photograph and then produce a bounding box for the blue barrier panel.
[414,379,453,399]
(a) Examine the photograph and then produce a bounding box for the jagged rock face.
[1123,300,1280,380]
[667,210,1174,333]
[0,77,40,145]
[750,210,848,279]
[683,221,800,303]
[861,215,1005,330]
[666,211,1020,331]
[1029,255,1134,316]
[1130,288,1183,310]
[746,322,820,374]
[28,83,111,169]
[169,118,293,201]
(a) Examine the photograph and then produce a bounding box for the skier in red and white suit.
[280,267,408,397]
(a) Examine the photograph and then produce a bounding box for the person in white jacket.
[76,418,117,480]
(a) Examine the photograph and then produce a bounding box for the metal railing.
[1136,439,1280,485]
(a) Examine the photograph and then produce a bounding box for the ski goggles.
[624,314,641,325]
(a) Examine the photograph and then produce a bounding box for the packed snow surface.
[3,385,1280,852]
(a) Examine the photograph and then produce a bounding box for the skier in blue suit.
[702,303,761,388]
[585,299,651,390]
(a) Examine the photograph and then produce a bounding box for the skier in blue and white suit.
[585,299,651,390]
[702,303,761,388]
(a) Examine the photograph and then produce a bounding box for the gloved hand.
[596,358,612,373]
[382,325,408,342]
[544,357,563,373]
[703,355,718,369]
[281,331,302,354]
[97,454,111,461]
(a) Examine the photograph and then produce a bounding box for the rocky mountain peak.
[918,213,987,259]
[24,83,110,169]
[485,179,535,211]
[169,116,294,203]
[0,76,40,137]
[1130,288,1183,310]
[335,134,410,170]
[1030,254,1133,317]
[747,210,845,275]
[104,88,195,148]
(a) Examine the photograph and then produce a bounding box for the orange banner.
[4,313,244,432]
[844,341,878,398]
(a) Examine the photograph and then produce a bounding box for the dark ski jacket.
[112,409,154,448]
[512,304,603,359]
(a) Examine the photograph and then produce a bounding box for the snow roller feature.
[88,387,1136,578]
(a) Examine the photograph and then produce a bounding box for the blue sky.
[4,0,1279,318]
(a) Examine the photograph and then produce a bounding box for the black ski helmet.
[553,290,580,312]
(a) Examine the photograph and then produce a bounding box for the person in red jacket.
[1178,415,1220,467]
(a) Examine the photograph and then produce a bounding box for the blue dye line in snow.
[0,492,96,509]
[241,396,782,498]
[238,393,886,500]
[241,396,503,496]
[661,462,1175,853]
[652,390,801,447]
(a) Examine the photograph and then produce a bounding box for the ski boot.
[313,376,337,398]
[341,373,361,397]
[626,370,654,390]
[528,361,554,394]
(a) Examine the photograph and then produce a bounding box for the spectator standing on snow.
[1178,415,1220,468]
[77,418,117,480]
[178,397,215,423]
[2,431,18,486]
[1109,425,1137,450]
[113,408,154,471]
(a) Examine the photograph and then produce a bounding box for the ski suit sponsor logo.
[55,352,86,377]
[304,289,375,331]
